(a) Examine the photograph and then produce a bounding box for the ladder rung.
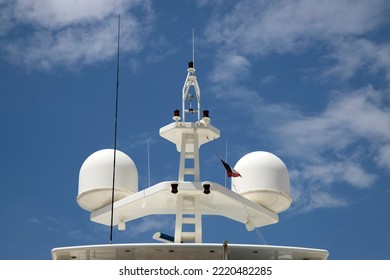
[181,232,196,241]
[184,168,195,174]
[182,217,196,224]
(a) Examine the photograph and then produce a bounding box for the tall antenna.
[192,28,195,66]
[110,14,121,245]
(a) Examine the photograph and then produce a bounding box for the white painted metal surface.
[77,149,138,211]
[232,151,292,213]
[90,181,278,233]
[52,60,329,260]
[52,243,329,260]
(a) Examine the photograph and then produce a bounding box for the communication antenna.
[192,28,195,66]
[110,14,121,245]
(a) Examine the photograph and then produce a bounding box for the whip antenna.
[192,28,195,66]
[110,14,121,245]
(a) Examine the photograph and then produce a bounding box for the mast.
[182,61,201,123]
[160,62,220,182]
[159,62,220,242]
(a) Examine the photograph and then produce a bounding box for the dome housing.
[231,151,292,213]
[77,149,138,212]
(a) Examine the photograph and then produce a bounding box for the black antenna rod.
[192,28,195,67]
[110,14,121,245]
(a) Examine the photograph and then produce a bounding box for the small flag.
[220,159,241,177]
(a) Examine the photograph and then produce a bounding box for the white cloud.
[203,0,390,86]
[273,86,390,156]
[301,189,350,213]
[204,0,388,56]
[325,38,390,81]
[301,162,377,189]
[0,1,14,36]
[260,75,276,85]
[376,145,390,171]
[0,0,154,70]
[287,156,377,212]
[273,86,389,210]
[270,85,388,178]
[212,81,389,211]
[14,0,129,28]
[210,54,251,84]
[289,169,350,213]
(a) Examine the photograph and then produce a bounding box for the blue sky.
[1,0,390,260]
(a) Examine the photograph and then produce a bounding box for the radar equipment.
[52,60,328,260]
[76,62,291,244]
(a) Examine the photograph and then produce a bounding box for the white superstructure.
[51,61,328,260]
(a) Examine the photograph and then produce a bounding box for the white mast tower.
[159,61,220,242]
[161,61,219,182]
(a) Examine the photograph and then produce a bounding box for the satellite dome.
[231,151,292,213]
[77,149,138,212]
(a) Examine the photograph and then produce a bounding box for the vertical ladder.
[174,194,202,243]
[178,133,200,182]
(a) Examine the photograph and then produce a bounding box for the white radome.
[232,151,292,213]
[77,149,138,211]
